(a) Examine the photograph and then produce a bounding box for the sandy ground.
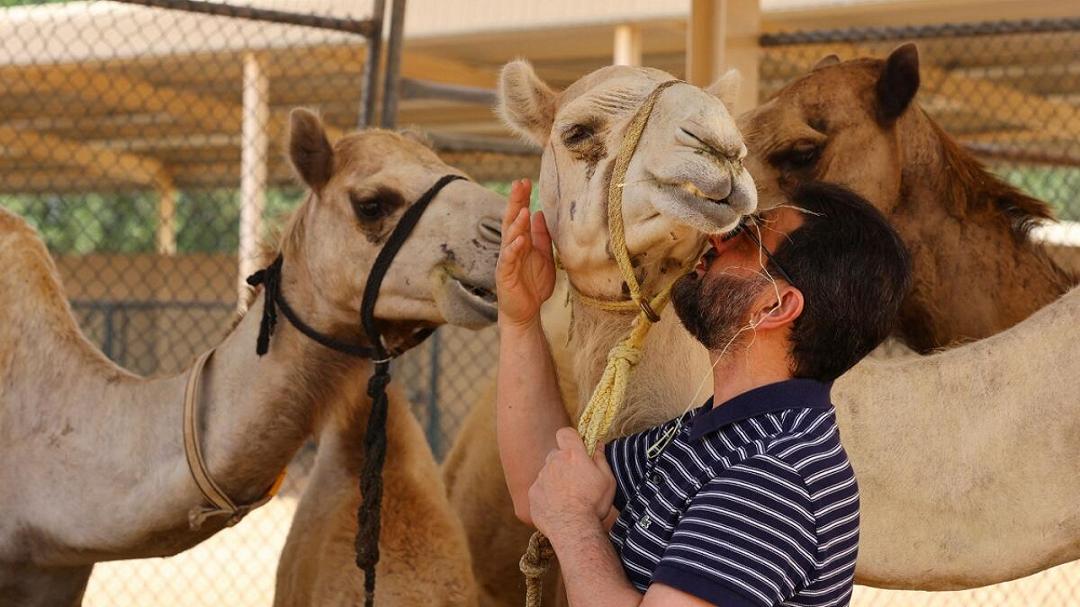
[83,486,1080,607]
[84,496,299,607]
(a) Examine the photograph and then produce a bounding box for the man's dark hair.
[772,181,912,381]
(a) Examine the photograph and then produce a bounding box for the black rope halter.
[246,173,465,607]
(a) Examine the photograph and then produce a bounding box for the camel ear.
[498,60,557,145]
[288,108,334,191]
[705,68,741,111]
[398,126,434,149]
[876,43,920,125]
[812,54,841,70]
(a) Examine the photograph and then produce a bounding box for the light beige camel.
[443,56,1080,606]
[447,61,760,605]
[0,109,503,606]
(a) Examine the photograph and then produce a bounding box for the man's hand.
[496,179,555,329]
[528,427,616,543]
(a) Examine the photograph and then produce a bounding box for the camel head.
[739,44,922,214]
[498,62,757,301]
[280,109,502,338]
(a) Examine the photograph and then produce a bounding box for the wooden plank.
[0,125,165,186]
[12,65,241,127]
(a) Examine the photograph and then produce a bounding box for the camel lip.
[446,276,498,320]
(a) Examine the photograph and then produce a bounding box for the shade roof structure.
[1,0,1078,194]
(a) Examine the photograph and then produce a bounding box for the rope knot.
[246,254,283,357]
[366,372,392,398]
[520,532,556,602]
[609,343,643,366]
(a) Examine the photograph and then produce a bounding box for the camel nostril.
[477,216,502,245]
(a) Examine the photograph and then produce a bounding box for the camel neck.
[567,298,712,435]
[890,110,1073,351]
[1,239,373,564]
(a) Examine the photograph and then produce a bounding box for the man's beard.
[672,269,771,352]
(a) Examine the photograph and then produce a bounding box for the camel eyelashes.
[771,141,821,172]
[349,188,405,222]
[350,194,383,220]
[561,123,595,146]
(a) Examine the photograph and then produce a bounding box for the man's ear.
[497,59,557,145]
[705,68,741,111]
[876,43,920,125]
[753,285,804,331]
[288,108,334,192]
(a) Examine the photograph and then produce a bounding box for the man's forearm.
[550,518,641,607]
[496,316,571,520]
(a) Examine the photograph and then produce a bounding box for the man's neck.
[711,345,793,407]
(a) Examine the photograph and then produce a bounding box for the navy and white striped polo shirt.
[605,379,859,606]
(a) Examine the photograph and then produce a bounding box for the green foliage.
[6,171,1068,257]
[0,186,306,255]
[995,165,1080,222]
[0,0,68,6]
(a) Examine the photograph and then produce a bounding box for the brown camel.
[443,51,1080,606]
[0,108,502,606]
[740,44,1075,351]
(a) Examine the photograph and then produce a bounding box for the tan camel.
[443,55,1080,605]
[274,369,477,606]
[0,109,503,606]
[739,44,1075,351]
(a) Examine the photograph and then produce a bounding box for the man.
[496,178,911,607]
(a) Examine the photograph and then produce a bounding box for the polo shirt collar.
[688,378,833,441]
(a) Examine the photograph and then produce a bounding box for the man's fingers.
[502,179,529,233]
[501,207,530,252]
[531,210,554,262]
[593,443,612,471]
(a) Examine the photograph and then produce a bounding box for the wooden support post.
[156,173,177,256]
[238,52,269,310]
[613,24,643,67]
[687,0,761,114]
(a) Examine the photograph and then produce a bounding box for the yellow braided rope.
[520,79,686,607]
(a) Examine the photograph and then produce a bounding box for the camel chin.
[431,267,499,329]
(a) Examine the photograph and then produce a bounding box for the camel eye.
[772,141,821,172]
[350,193,384,221]
[562,124,594,146]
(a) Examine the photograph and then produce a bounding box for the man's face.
[672,207,804,352]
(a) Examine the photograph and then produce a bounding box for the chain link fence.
[1,1,1077,604]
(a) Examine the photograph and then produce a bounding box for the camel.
[274,367,478,606]
[739,44,1075,352]
[0,108,503,606]
[442,53,1080,606]
[281,62,759,606]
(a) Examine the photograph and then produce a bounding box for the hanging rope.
[518,79,700,607]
